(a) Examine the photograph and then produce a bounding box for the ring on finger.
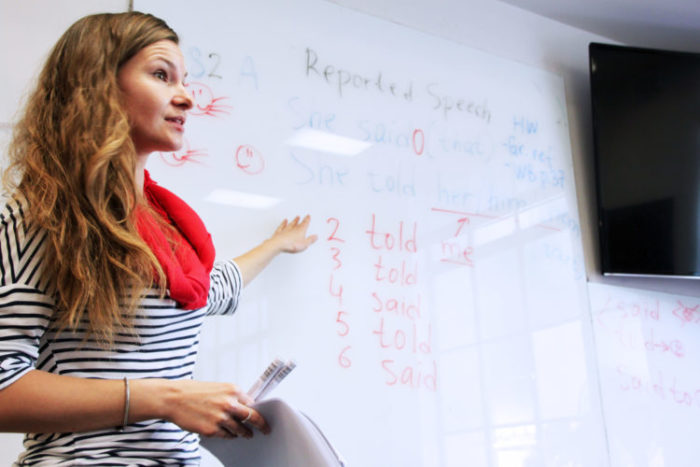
[241,407,253,424]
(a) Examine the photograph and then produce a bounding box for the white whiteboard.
[589,283,700,467]
[135,1,606,465]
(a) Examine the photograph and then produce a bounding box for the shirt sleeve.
[0,198,55,391]
[204,259,243,316]
[0,286,54,390]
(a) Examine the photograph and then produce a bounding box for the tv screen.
[589,42,700,278]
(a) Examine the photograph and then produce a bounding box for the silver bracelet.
[119,377,130,431]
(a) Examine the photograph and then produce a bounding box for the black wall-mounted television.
[589,42,700,278]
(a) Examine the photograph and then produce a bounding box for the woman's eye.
[154,70,167,81]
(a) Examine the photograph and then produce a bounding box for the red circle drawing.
[235,145,265,175]
[185,82,231,118]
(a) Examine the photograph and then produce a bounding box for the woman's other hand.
[154,379,270,439]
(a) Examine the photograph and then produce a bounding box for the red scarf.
[136,171,215,310]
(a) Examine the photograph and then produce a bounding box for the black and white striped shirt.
[0,196,242,465]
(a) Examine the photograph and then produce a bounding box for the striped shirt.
[0,196,242,465]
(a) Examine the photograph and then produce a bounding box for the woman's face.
[117,39,193,158]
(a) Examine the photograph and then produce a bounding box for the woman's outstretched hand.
[271,215,318,253]
[234,214,317,286]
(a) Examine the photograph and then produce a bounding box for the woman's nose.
[175,83,194,110]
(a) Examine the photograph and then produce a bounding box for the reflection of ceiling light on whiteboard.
[518,195,566,230]
[473,216,516,246]
[285,128,372,156]
[205,189,280,209]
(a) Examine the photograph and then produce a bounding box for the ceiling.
[499,0,700,52]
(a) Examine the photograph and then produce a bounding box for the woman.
[0,11,316,465]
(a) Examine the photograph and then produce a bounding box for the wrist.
[263,235,284,255]
[129,378,176,422]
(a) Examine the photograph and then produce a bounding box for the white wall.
[0,0,128,123]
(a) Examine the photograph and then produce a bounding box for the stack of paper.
[247,358,296,401]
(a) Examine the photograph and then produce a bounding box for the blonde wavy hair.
[3,12,179,345]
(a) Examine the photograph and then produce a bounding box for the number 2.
[208,52,222,79]
[326,217,345,243]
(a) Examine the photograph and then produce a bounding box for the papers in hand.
[247,358,296,401]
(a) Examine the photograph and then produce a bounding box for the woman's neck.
[134,155,149,197]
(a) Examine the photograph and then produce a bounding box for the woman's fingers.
[214,425,238,439]
[275,219,288,234]
[228,402,270,435]
[208,403,269,439]
[219,416,253,439]
[275,214,317,253]
[166,381,271,439]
